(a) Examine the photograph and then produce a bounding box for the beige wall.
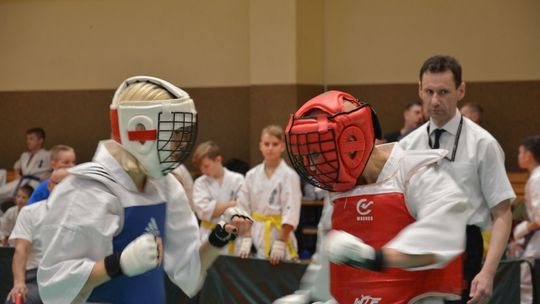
[324,0,540,84]
[0,0,250,90]
[0,0,538,171]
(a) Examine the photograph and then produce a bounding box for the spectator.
[0,184,33,245]
[383,101,424,142]
[509,135,540,304]
[237,125,302,264]
[0,128,50,204]
[192,141,245,255]
[27,144,76,205]
[460,102,483,125]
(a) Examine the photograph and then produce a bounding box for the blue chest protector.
[88,203,167,304]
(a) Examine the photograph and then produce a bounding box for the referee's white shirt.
[399,110,515,228]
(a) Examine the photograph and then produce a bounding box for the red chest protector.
[330,192,463,304]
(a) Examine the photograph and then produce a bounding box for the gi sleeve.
[384,165,469,270]
[163,175,203,297]
[37,177,122,304]
[280,170,302,229]
[528,174,540,225]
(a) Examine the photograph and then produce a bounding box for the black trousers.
[445,225,484,304]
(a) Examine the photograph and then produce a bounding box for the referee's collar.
[429,110,461,136]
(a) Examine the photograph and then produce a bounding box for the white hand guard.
[270,240,287,261]
[222,207,252,223]
[323,230,383,271]
[120,234,160,277]
[272,290,311,304]
[238,237,252,258]
[514,221,529,241]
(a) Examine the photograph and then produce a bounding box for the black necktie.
[433,129,445,149]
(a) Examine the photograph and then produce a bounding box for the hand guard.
[272,290,311,304]
[270,240,286,261]
[222,207,252,223]
[238,237,252,258]
[323,230,383,271]
[119,233,160,277]
[514,221,529,241]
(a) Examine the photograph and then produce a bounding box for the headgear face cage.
[285,90,381,192]
[110,76,198,178]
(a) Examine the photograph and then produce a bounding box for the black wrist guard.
[104,252,123,278]
[344,249,384,272]
[208,224,237,248]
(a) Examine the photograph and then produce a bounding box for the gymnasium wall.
[0,0,538,171]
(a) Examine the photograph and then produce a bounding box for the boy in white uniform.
[284,90,469,304]
[36,76,252,304]
[237,125,302,264]
[0,128,51,204]
[0,184,33,245]
[192,141,245,254]
[510,135,540,304]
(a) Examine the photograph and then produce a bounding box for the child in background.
[27,144,76,205]
[0,184,34,245]
[237,125,302,264]
[510,135,540,304]
[192,141,245,254]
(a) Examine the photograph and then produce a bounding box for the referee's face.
[419,70,465,127]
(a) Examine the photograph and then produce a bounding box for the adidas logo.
[145,217,161,236]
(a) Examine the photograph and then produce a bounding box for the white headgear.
[110,76,197,178]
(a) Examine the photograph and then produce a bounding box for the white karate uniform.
[0,149,51,203]
[519,166,540,304]
[237,159,302,259]
[193,168,244,238]
[37,140,202,304]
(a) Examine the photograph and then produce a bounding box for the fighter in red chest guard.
[285,91,470,304]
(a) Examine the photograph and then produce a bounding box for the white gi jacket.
[192,168,244,241]
[237,159,302,259]
[37,140,202,303]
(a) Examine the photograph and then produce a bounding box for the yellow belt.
[200,220,235,255]
[251,212,298,259]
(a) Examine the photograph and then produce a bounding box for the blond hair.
[117,82,173,103]
[261,125,285,142]
[50,145,74,161]
[192,141,221,167]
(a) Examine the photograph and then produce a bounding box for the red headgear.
[285,90,381,192]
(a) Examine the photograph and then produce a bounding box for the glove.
[238,237,252,258]
[209,207,253,248]
[514,221,529,240]
[272,290,311,304]
[270,240,286,262]
[119,233,160,277]
[323,230,383,271]
[222,207,252,223]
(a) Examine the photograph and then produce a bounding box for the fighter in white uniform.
[237,126,302,263]
[284,91,469,304]
[511,135,540,304]
[36,76,252,304]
